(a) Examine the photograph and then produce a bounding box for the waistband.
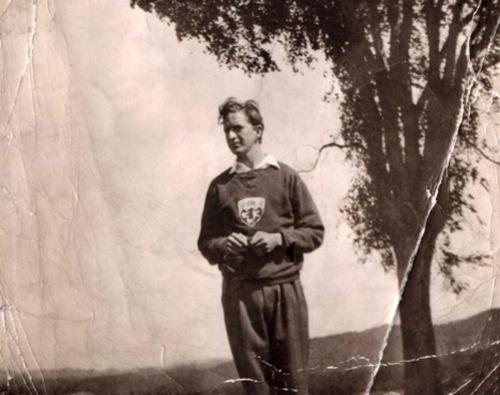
[221,271,300,286]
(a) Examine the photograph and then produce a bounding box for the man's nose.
[227,130,237,139]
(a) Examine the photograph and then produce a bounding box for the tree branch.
[424,0,441,84]
[415,83,432,114]
[441,4,465,90]
[469,3,500,66]
[367,2,388,69]
[461,135,500,165]
[298,139,365,173]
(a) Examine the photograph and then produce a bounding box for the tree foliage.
[131,1,499,393]
[132,0,499,292]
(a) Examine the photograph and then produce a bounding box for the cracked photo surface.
[0,0,499,394]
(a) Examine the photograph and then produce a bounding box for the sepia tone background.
[0,0,498,393]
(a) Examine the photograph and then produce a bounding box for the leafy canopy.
[132,0,499,292]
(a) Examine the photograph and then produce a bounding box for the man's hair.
[218,97,265,132]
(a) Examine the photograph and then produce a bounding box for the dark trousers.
[222,277,309,395]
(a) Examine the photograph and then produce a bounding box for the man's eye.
[224,127,241,134]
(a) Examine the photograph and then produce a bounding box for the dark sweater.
[198,162,324,284]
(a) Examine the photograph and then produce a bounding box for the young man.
[198,97,324,395]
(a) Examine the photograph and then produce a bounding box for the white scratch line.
[470,362,500,395]
[223,377,262,384]
[448,378,473,394]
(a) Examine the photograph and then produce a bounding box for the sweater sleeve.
[280,173,324,254]
[197,183,226,265]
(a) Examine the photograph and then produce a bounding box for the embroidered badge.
[238,197,265,227]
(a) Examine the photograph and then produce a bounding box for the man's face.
[223,111,262,157]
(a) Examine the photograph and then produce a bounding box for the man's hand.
[223,232,249,256]
[249,231,283,256]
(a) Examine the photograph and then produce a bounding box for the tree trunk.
[396,178,449,395]
[398,228,442,395]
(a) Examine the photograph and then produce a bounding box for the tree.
[130,0,499,393]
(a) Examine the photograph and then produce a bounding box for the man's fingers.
[227,239,240,248]
[226,244,238,253]
[227,232,277,256]
[228,235,246,248]
[252,240,267,251]
[233,233,249,245]
[227,244,245,254]
[225,234,249,255]
[251,240,266,249]
[249,233,265,245]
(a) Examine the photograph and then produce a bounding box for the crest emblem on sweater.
[238,197,265,227]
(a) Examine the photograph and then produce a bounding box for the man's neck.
[237,146,265,169]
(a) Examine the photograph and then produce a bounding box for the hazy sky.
[0,0,498,371]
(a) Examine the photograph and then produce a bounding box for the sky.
[0,0,498,371]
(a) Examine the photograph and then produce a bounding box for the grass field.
[1,309,498,394]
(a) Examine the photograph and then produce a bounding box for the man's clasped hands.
[223,231,283,261]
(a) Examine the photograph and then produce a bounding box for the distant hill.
[309,307,500,367]
[2,308,499,394]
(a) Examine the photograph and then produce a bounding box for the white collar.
[229,154,280,174]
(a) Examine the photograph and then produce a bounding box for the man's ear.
[255,126,263,142]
